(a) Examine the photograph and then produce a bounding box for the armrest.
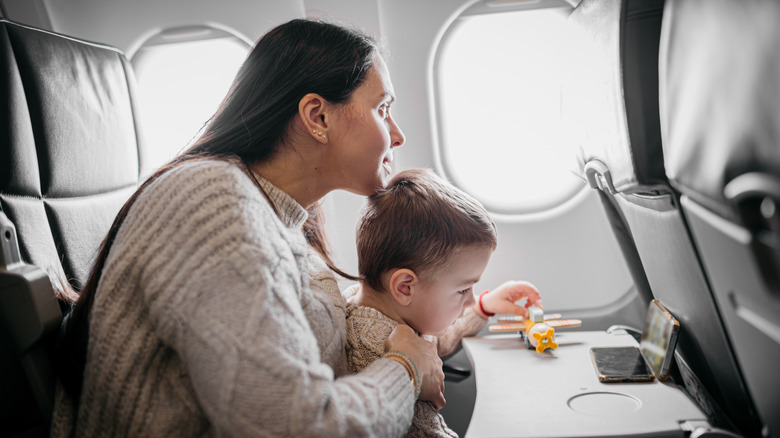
[443,363,471,383]
[607,324,642,343]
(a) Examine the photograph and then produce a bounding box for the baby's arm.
[406,401,458,438]
[434,307,488,358]
[345,306,397,374]
[476,281,542,318]
[436,281,543,358]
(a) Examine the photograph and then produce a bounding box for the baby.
[345,168,541,437]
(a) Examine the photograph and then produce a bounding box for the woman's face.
[329,55,406,195]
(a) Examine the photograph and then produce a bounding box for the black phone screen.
[589,346,655,383]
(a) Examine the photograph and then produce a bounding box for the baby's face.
[405,245,493,336]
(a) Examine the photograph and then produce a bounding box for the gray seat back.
[0,19,143,293]
[0,19,144,436]
[562,0,761,435]
[660,0,780,435]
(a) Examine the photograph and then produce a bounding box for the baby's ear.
[387,268,418,306]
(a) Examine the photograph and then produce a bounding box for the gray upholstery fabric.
[660,0,780,223]
[0,19,144,291]
[660,1,780,435]
[564,1,762,435]
[563,0,666,193]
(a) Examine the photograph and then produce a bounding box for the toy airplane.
[488,306,582,353]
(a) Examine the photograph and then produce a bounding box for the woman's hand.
[476,280,542,318]
[386,325,446,410]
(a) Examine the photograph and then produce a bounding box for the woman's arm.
[304,250,350,376]
[141,162,416,437]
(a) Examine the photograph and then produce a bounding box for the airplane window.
[131,27,250,173]
[434,8,582,215]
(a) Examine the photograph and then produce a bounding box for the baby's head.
[356,168,497,335]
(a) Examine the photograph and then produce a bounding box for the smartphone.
[589,346,655,383]
[639,300,680,381]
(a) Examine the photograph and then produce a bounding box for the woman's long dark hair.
[57,18,372,399]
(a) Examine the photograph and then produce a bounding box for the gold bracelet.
[385,355,419,397]
[384,354,414,382]
[384,351,421,398]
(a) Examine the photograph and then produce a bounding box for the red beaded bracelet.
[478,290,495,317]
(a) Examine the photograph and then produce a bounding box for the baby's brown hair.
[357,168,497,292]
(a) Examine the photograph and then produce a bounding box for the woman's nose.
[390,117,405,148]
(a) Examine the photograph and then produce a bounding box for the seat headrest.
[562,0,665,194]
[0,19,143,291]
[659,0,780,221]
[0,19,141,197]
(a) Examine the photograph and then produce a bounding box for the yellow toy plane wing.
[489,323,527,333]
[545,319,582,329]
[488,319,581,332]
[496,313,562,323]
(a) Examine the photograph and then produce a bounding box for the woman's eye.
[378,104,390,119]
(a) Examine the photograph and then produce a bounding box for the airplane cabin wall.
[39,0,305,56]
[0,0,52,29]
[295,0,643,327]
[313,2,645,433]
[304,0,382,37]
[319,0,643,324]
[0,0,642,323]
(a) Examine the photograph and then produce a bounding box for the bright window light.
[132,33,250,172]
[435,8,582,214]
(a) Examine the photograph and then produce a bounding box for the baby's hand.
[476,280,542,318]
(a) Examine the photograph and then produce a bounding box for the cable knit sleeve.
[435,307,488,358]
[117,161,414,437]
[346,303,459,438]
[303,251,350,376]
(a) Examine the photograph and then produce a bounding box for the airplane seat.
[659,1,780,436]
[561,0,762,436]
[0,19,145,437]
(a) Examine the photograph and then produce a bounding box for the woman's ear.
[298,93,329,144]
[387,268,418,306]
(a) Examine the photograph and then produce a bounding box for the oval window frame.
[129,25,252,172]
[430,1,585,216]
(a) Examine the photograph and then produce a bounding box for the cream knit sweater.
[344,285,488,437]
[50,160,414,437]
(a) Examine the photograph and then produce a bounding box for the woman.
[52,19,444,437]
